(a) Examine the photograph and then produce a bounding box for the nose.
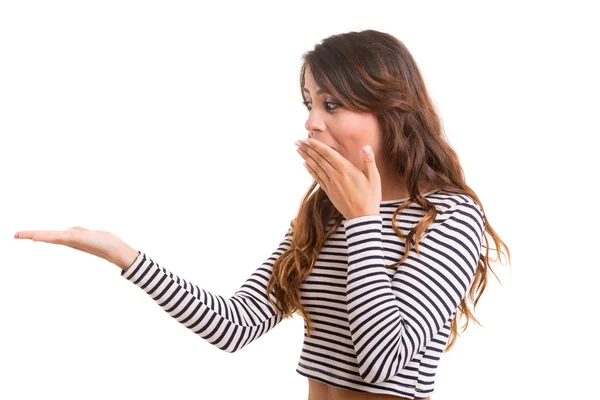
[304,108,326,138]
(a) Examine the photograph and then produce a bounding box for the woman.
[14,29,510,399]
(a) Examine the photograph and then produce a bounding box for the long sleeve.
[343,201,485,384]
[120,226,293,353]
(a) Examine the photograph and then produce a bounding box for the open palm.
[14,226,132,268]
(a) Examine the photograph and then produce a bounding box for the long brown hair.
[265,29,511,352]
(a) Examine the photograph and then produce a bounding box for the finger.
[360,145,380,182]
[304,138,354,175]
[301,140,337,180]
[301,149,331,187]
[14,230,53,240]
[69,226,89,231]
[14,230,75,246]
[303,162,328,192]
[297,144,329,185]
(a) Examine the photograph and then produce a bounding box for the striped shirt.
[120,189,485,399]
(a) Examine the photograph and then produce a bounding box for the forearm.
[119,249,288,353]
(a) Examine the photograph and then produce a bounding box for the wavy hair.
[265,29,511,352]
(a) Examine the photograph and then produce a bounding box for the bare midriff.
[307,378,431,400]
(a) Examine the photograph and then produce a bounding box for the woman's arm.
[343,201,485,383]
[120,226,294,353]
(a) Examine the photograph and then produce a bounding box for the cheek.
[334,114,379,155]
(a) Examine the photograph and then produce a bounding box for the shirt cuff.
[120,250,144,278]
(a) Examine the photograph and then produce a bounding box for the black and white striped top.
[120,189,485,399]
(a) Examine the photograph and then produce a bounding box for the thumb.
[361,145,379,180]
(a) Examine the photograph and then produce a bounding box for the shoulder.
[426,191,485,238]
[430,191,482,217]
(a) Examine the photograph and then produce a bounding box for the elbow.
[358,370,391,385]
[221,346,238,354]
[356,353,407,384]
[212,333,246,354]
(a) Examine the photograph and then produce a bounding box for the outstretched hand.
[14,226,139,270]
[295,138,382,220]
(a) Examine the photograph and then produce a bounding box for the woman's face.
[302,66,384,171]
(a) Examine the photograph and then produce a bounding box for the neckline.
[379,188,440,205]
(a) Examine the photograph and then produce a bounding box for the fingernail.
[362,145,372,155]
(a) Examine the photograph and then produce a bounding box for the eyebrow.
[303,87,329,96]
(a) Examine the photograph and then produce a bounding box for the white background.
[2,1,598,399]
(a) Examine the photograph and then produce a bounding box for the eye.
[324,101,340,111]
[302,101,340,112]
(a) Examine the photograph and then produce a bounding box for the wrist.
[114,243,140,271]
